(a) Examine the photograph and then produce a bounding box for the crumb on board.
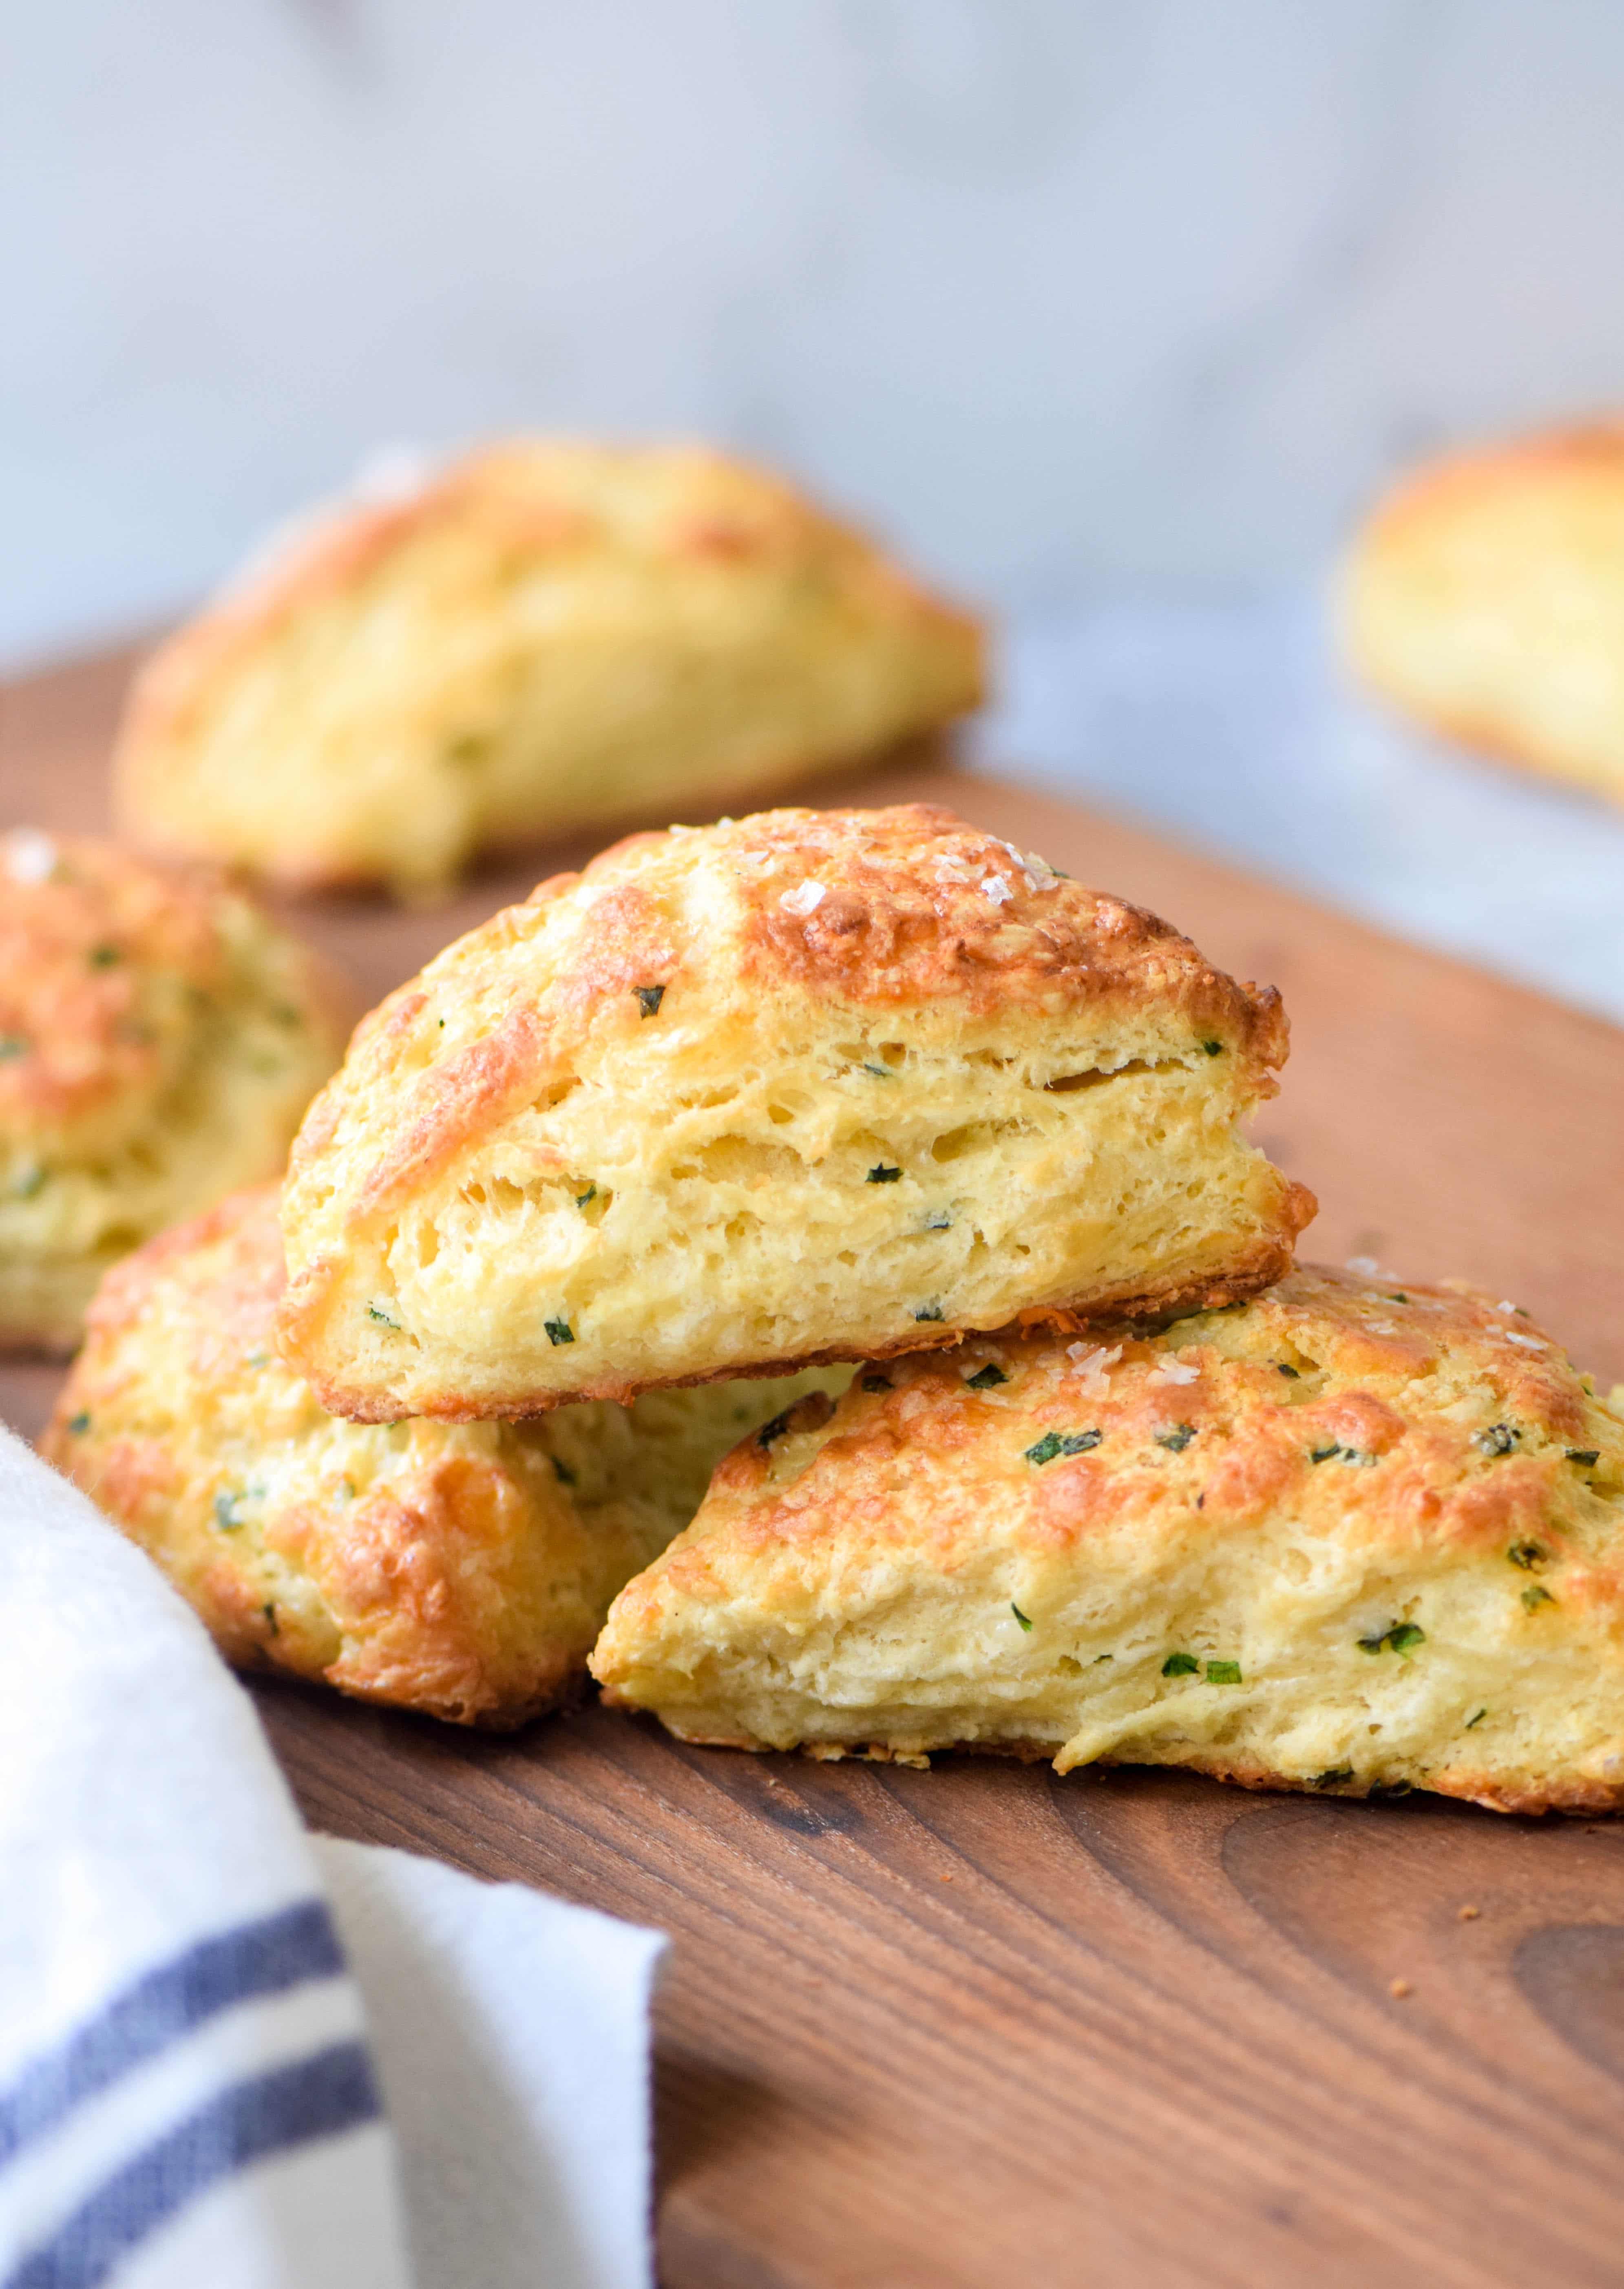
[1389,1977,1413,1999]
[1458,1904,1481,1922]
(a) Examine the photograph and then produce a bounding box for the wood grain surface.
[5,646,1624,2288]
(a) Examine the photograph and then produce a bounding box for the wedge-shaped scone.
[277,805,1313,1421]
[592,1266,1624,1814]
[1343,422,1624,805]
[114,438,987,896]
[43,1186,843,1727]
[0,830,351,1351]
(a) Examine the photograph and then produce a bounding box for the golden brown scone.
[1343,422,1624,805]
[43,1185,846,1727]
[0,832,351,1351]
[591,1266,1624,1815]
[113,439,987,897]
[277,803,1313,1422]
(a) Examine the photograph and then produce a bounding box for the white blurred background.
[6,0,1624,1009]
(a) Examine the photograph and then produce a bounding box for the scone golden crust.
[590,1267,1624,1815]
[114,439,987,896]
[0,832,351,1351]
[43,1186,844,1727]
[1343,422,1624,804]
[277,804,1312,1422]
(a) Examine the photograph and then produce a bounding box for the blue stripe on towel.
[0,1901,344,2168]
[3,2039,381,2289]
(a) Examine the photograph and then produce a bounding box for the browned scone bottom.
[592,1266,1624,1815]
[277,803,1311,1420]
[43,1186,844,1726]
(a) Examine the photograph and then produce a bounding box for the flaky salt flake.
[1504,1331,1546,1350]
[1066,1342,1122,1385]
[4,830,56,885]
[1149,1358,1200,1386]
[997,837,1057,892]
[1346,1255,1381,1277]
[1496,1300,1521,1316]
[780,880,826,918]
[981,874,1014,905]
[1367,1320,1400,1336]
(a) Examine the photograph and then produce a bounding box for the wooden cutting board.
[5,647,1624,2289]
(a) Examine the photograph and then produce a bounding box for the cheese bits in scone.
[591,1267,1624,1815]
[0,831,351,1351]
[114,438,987,897]
[1343,422,1624,806]
[276,804,1313,1422]
[43,1186,845,1727]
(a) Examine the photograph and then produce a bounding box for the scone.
[277,804,1314,1422]
[0,831,351,1350]
[43,1185,845,1727]
[113,438,987,897]
[1343,422,1624,805]
[591,1266,1624,1815]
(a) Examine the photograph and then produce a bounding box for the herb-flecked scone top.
[43,1185,844,1728]
[276,804,1314,1421]
[0,830,351,1351]
[590,1267,1624,1816]
[113,438,987,898]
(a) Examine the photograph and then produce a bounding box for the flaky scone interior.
[44,1186,843,1727]
[591,1266,1624,1814]
[114,438,986,896]
[277,805,1312,1422]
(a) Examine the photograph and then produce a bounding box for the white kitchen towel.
[0,1426,665,2289]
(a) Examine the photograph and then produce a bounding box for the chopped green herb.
[1475,1423,1520,1457]
[1024,1429,1102,1466]
[1567,1449,1600,1468]
[1465,1707,1488,1729]
[1162,1652,1199,1677]
[263,1603,279,1637]
[862,1062,892,1079]
[544,1318,574,1347]
[1202,1040,1223,1057]
[1205,1659,1243,1685]
[1312,1767,1355,1787]
[913,1303,944,1323]
[552,1456,577,1486]
[867,1165,901,1184]
[1507,1539,1547,1571]
[923,1209,952,1230]
[860,1374,892,1394]
[1358,1620,1425,1655]
[576,1185,597,1208]
[1156,1423,1196,1453]
[437,1017,446,1028]
[367,1303,398,1328]
[213,1492,246,1531]
[1011,1603,1033,1632]
[88,944,120,968]
[1521,1585,1555,1613]
[245,1349,269,1370]
[1310,1442,1341,1464]
[66,1411,89,1435]
[0,1037,28,1061]
[338,1478,356,1501]
[13,1165,45,1200]
[757,1409,797,1449]
[1388,1293,1409,1305]
[1277,1362,1300,1379]
[966,1363,1008,1391]
[634,984,665,1017]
